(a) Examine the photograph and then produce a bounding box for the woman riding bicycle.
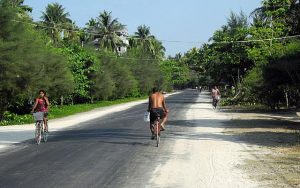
[31,90,50,132]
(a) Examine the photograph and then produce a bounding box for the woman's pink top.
[37,98,48,112]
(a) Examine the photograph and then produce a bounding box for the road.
[0,90,258,188]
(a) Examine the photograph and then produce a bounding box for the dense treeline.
[181,0,300,109]
[0,0,192,120]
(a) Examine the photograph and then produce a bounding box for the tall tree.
[286,0,300,35]
[40,3,72,44]
[0,0,32,18]
[151,39,165,59]
[0,5,73,118]
[92,10,125,52]
[207,11,250,85]
[130,25,155,53]
[130,25,165,59]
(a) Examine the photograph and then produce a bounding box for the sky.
[24,0,262,56]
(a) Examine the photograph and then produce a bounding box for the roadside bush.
[0,6,73,119]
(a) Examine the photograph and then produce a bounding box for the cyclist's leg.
[149,122,155,134]
[213,97,218,108]
[160,110,168,130]
[149,110,156,139]
[43,112,48,132]
[162,113,168,124]
[150,122,155,140]
[216,99,220,108]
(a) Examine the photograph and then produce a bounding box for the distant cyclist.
[31,90,50,132]
[148,87,169,139]
[211,86,221,109]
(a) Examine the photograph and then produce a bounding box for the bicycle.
[33,112,48,145]
[151,113,161,147]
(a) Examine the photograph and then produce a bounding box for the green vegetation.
[178,0,300,110]
[1,0,300,125]
[0,0,192,125]
[0,96,147,126]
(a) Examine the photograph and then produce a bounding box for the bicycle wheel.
[43,130,48,143]
[156,121,160,147]
[35,121,42,145]
[42,120,48,143]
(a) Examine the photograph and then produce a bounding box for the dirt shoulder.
[150,93,260,188]
[221,108,300,188]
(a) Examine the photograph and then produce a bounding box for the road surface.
[0,90,258,188]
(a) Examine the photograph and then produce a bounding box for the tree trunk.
[284,88,289,109]
[60,96,64,106]
[90,96,94,104]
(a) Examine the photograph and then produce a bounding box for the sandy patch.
[150,102,259,188]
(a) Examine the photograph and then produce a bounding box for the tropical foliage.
[0,1,191,122]
[182,0,300,109]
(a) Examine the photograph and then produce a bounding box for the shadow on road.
[165,118,300,148]
[32,128,152,147]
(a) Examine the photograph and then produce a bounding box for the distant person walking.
[211,86,221,109]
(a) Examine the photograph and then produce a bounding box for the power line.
[8,18,300,45]
[210,35,300,44]
[3,18,300,61]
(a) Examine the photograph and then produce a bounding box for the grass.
[241,146,300,188]
[222,107,300,187]
[0,96,147,126]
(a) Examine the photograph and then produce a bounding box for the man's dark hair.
[152,87,159,93]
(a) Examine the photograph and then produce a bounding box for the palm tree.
[227,11,248,32]
[135,25,154,39]
[1,0,32,17]
[6,0,32,14]
[151,39,165,59]
[131,25,155,52]
[41,3,72,44]
[84,18,98,43]
[86,18,97,28]
[130,25,166,59]
[93,10,125,52]
[250,0,292,24]
[63,21,80,42]
[286,0,300,34]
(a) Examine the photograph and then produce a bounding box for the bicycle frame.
[153,116,161,147]
[35,120,48,145]
[35,120,43,145]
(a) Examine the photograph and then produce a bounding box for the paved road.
[0,89,208,188]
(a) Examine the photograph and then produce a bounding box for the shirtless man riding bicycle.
[148,87,169,140]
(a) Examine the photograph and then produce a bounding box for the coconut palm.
[84,18,98,43]
[63,21,80,42]
[130,25,166,59]
[1,0,32,17]
[135,25,154,40]
[227,11,248,32]
[5,0,32,12]
[86,18,97,28]
[41,3,72,44]
[286,0,300,34]
[93,10,125,52]
[151,39,165,59]
[130,25,155,53]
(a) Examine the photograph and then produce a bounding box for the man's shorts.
[150,108,165,123]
